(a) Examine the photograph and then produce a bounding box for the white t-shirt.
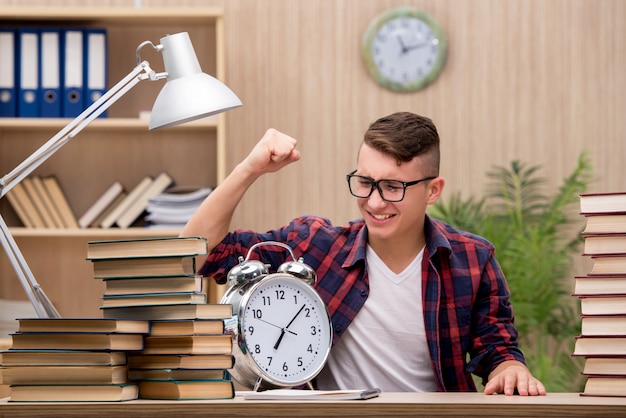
[315,245,438,392]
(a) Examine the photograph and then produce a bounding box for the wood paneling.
[219,0,626,234]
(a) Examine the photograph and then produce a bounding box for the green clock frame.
[361,7,448,92]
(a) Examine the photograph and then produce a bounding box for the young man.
[181,112,546,395]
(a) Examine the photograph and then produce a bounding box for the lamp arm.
[0,60,158,318]
[0,61,155,199]
[0,215,58,317]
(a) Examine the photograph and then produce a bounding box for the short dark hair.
[362,112,440,175]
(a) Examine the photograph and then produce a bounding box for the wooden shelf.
[0,6,228,315]
[8,227,181,238]
[0,117,218,131]
[0,7,223,23]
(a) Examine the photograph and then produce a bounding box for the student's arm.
[180,128,300,264]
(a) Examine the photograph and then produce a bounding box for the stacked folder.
[0,27,107,118]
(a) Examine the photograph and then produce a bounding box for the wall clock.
[220,241,333,391]
[361,7,448,92]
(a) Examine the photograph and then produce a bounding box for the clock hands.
[257,317,298,335]
[273,304,306,350]
[404,41,430,53]
[397,35,430,55]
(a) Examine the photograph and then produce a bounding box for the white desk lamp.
[0,32,242,318]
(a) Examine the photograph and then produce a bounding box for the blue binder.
[62,28,84,118]
[39,28,62,117]
[0,28,16,117]
[83,28,107,117]
[16,28,40,117]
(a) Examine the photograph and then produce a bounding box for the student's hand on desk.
[484,360,547,396]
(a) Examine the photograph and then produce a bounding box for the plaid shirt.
[200,215,525,391]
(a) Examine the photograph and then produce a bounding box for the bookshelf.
[0,6,231,315]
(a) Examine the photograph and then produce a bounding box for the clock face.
[240,275,332,386]
[362,8,447,92]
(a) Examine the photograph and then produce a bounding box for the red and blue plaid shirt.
[201,215,526,391]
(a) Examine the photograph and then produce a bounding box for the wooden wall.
[218,0,626,234]
[3,0,625,254]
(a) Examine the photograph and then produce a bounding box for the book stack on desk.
[88,236,210,310]
[127,315,236,400]
[0,318,149,402]
[88,236,236,400]
[573,192,626,397]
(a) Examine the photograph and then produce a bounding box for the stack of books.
[0,318,149,402]
[89,236,236,400]
[88,236,210,310]
[573,192,626,397]
[145,186,213,229]
[126,314,236,400]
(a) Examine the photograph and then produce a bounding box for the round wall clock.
[361,7,448,92]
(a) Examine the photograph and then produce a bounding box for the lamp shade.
[149,32,241,130]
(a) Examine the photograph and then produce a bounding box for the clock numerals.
[242,281,330,382]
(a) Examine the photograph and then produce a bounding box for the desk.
[0,392,625,417]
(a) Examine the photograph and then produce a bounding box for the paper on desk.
[242,388,381,401]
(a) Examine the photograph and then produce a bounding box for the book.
[92,255,197,278]
[41,176,79,228]
[9,383,138,402]
[582,376,626,397]
[22,176,55,228]
[128,368,226,381]
[4,182,36,227]
[138,379,234,400]
[583,213,626,234]
[78,180,125,228]
[242,388,382,401]
[580,192,626,215]
[583,234,626,256]
[148,186,213,207]
[30,175,64,228]
[579,295,626,315]
[102,303,233,321]
[127,354,234,370]
[582,357,626,375]
[101,292,207,308]
[8,181,46,228]
[115,172,174,229]
[1,364,128,385]
[0,350,127,366]
[15,318,150,334]
[589,255,626,276]
[574,275,626,295]
[91,190,128,227]
[581,315,626,336]
[87,236,208,260]
[573,336,626,356]
[141,335,232,355]
[145,186,213,228]
[99,175,153,228]
[104,276,205,296]
[149,319,226,336]
[10,332,144,351]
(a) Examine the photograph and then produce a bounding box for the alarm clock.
[220,241,333,391]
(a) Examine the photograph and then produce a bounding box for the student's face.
[353,143,443,244]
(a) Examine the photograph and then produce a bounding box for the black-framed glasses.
[346,170,436,202]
